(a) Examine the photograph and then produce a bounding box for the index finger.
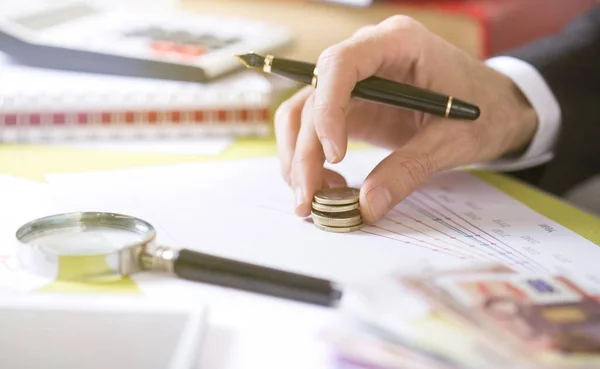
[313,15,423,164]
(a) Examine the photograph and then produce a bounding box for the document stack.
[0,0,294,143]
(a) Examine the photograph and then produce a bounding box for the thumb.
[360,150,435,223]
[359,122,469,222]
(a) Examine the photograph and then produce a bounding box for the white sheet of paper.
[44,149,600,293]
[45,150,466,284]
[36,137,234,156]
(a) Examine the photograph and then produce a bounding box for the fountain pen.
[236,52,480,120]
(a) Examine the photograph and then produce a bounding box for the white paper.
[45,149,600,294]
[37,137,234,155]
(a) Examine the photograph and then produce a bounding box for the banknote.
[398,264,600,368]
[328,265,525,369]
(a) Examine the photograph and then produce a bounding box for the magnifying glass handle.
[172,248,343,307]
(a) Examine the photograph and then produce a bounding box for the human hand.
[274,15,538,223]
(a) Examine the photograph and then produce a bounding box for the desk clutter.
[0,0,293,144]
[0,0,291,81]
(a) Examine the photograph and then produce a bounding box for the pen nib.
[235,52,265,69]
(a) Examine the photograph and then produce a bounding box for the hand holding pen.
[238,15,539,222]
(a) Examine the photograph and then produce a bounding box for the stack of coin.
[311,187,363,233]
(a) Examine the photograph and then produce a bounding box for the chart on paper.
[362,195,539,269]
[45,150,600,294]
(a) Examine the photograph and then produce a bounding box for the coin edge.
[313,221,364,233]
[311,201,359,212]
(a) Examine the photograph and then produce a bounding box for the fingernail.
[366,186,392,220]
[321,139,338,163]
[294,186,305,209]
[329,178,346,188]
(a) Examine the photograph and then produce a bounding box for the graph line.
[398,198,531,269]
[360,228,473,261]
[403,200,490,246]
[391,209,478,248]
[413,191,549,273]
[412,191,539,267]
[381,215,496,264]
[369,224,482,261]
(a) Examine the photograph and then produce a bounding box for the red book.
[384,0,597,58]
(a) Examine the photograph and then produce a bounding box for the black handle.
[173,249,343,307]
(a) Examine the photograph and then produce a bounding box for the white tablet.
[0,293,208,369]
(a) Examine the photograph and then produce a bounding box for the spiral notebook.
[0,52,274,143]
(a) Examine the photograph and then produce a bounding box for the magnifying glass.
[15,212,343,307]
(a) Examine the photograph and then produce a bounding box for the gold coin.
[311,209,362,227]
[313,187,360,205]
[311,201,359,213]
[314,222,363,233]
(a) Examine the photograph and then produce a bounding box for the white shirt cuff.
[473,56,561,171]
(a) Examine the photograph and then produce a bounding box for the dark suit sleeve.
[503,6,600,196]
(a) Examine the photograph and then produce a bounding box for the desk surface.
[181,0,483,60]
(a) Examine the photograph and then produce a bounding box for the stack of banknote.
[321,263,600,369]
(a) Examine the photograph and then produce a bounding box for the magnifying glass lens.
[16,212,156,281]
[26,226,144,255]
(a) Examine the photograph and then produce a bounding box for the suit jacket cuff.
[476,56,561,171]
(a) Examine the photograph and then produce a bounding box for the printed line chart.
[361,190,549,273]
[249,184,549,273]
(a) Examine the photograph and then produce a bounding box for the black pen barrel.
[264,56,479,120]
[353,76,449,117]
[270,57,314,85]
[448,99,480,120]
[173,248,342,307]
[354,76,479,120]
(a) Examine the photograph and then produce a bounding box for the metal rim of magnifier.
[15,211,157,280]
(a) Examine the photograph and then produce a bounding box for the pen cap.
[448,98,480,120]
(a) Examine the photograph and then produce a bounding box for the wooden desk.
[181,0,483,61]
